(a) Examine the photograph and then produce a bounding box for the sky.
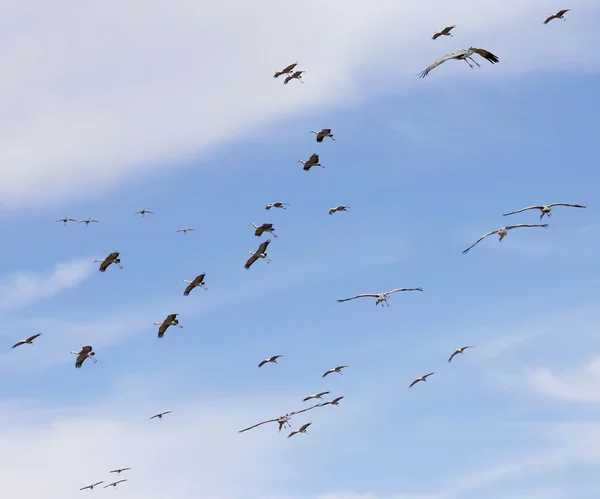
[1,0,600,497]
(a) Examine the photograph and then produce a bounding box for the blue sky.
[1,1,600,498]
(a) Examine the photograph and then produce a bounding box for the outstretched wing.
[98,258,111,272]
[409,378,421,388]
[471,48,499,64]
[26,332,42,343]
[75,352,88,368]
[448,350,459,362]
[309,153,319,163]
[462,229,500,255]
[547,203,586,209]
[238,417,279,433]
[506,224,549,231]
[556,9,570,17]
[336,294,379,302]
[244,253,259,269]
[502,205,543,216]
[257,239,271,254]
[299,422,312,432]
[386,288,423,294]
[441,25,456,35]
[418,51,464,78]
[423,372,435,378]
[183,282,195,296]
[11,340,25,349]
[289,403,321,416]
[543,14,556,24]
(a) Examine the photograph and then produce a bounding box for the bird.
[265,201,289,210]
[297,153,324,171]
[95,251,123,272]
[544,9,570,24]
[176,228,195,234]
[70,346,96,368]
[258,355,283,367]
[80,482,103,491]
[150,411,172,420]
[319,396,344,407]
[302,391,330,402]
[109,468,131,474]
[79,218,98,226]
[249,222,278,238]
[288,422,311,438]
[273,62,298,78]
[11,332,42,349]
[283,70,304,84]
[157,313,182,338]
[410,372,434,388]
[502,203,586,220]
[432,25,456,40]
[329,205,350,215]
[103,480,127,488]
[56,217,76,225]
[448,346,474,363]
[183,273,207,295]
[310,128,335,143]
[245,240,271,269]
[418,47,499,78]
[462,224,549,254]
[134,209,153,216]
[238,404,321,433]
[337,288,423,307]
[322,365,348,378]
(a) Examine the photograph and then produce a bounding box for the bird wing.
[386,288,423,294]
[244,253,259,269]
[80,485,92,490]
[98,258,110,272]
[336,294,379,302]
[409,379,421,388]
[262,223,274,230]
[183,282,195,296]
[166,313,178,322]
[506,224,549,230]
[287,430,298,438]
[283,75,292,84]
[26,333,42,342]
[423,372,435,378]
[543,14,556,24]
[322,369,333,377]
[556,9,570,16]
[471,48,499,64]
[502,205,544,216]
[150,414,160,419]
[547,203,586,209]
[289,403,321,416]
[116,480,127,485]
[442,25,456,34]
[238,417,279,433]
[258,360,268,367]
[257,239,271,254]
[163,411,172,415]
[107,252,119,261]
[331,396,344,404]
[75,352,88,368]
[81,346,93,354]
[158,322,170,337]
[299,423,312,432]
[283,62,298,73]
[11,340,25,349]
[448,350,459,362]
[462,229,500,254]
[309,153,319,163]
[418,51,464,78]
[317,391,330,397]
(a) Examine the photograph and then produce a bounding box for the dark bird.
[249,222,277,238]
[322,365,348,378]
[258,355,283,367]
[70,346,96,368]
[319,396,344,407]
[95,251,123,272]
[273,62,298,78]
[157,313,181,338]
[297,153,324,171]
[183,273,207,295]
[79,218,98,226]
[288,422,311,438]
[150,411,172,420]
[462,224,549,254]
[103,480,127,488]
[283,70,304,84]
[418,47,499,78]
[310,128,335,143]
[80,482,103,491]
[410,372,434,388]
[109,468,131,474]
[245,240,271,269]
[56,217,76,225]
[432,25,456,40]
[329,205,350,216]
[544,9,570,24]
[12,332,42,349]
[265,201,289,210]
[502,203,586,221]
[448,346,474,363]
[134,209,153,216]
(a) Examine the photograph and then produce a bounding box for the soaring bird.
[238,404,321,433]
[448,346,474,363]
[432,25,456,40]
[329,205,350,215]
[150,411,172,420]
[283,70,304,84]
[249,222,278,238]
[418,47,499,78]
[245,240,271,269]
[298,153,324,171]
[176,228,195,234]
[70,346,96,368]
[410,372,434,388]
[319,396,344,407]
[502,203,586,220]
[56,217,76,225]
[462,224,549,254]
[265,201,289,210]
[258,355,283,367]
[337,288,423,307]
[11,332,42,349]
[183,273,207,295]
[80,482,103,491]
[544,9,570,24]
[79,218,98,226]
[303,391,330,402]
[95,251,123,272]
[288,422,311,438]
[157,313,181,338]
[273,62,298,78]
[322,365,348,378]
[134,209,153,216]
[109,468,131,474]
[104,480,127,488]
[310,128,335,143]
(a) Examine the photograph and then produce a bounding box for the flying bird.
[238,404,321,433]
[322,365,348,378]
[134,209,153,216]
[265,201,289,210]
[273,62,298,78]
[11,332,42,349]
[319,396,344,407]
[104,480,127,488]
[183,273,207,295]
[303,391,330,402]
[157,313,182,338]
[298,153,324,171]
[109,468,131,474]
[70,346,96,368]
[544,9,570,24]
[448,346,474,363]
[432,25,456,39]
[410,372,434,388]
[337,288,423,307]
[176,228,195,234]
[502,203,586,220]
[283,70,304,84]
[418,47,499,78]
[56,217,76,225]
[95,251,123,272]
[462,224,549,254]
[80,482,103,491]
[249,222,278,238]
[310,128,335,143]
[79,219,98,226]
[245,239,271,269]
[258,355,283,367]
[329,205,350,215]
[150,411,172,420]
[288,422,311,438]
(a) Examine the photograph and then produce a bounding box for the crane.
[283,70,304,84]
[288,422,312,438]
[80,482,103,491]
[297,153,324,171]
[303,391,330,402]
[134,209,153,216]
[418,47,499,78]
[245,240,271,269]
[95,252,123,272]
[249,222,277,238]
[322,365,348,378]
[70,346,96,368]
[448,346,474,363]
[310,129,335,143]
[544,9,570,24]
[462,224,549,254]
[183,273,207,295]
[11,332,42,349]
[258,355,283,367]
[79,219,98,226]
[56,217,76,225]
[273,62,298,78]
[337,288,423,307]
[329,205,350,215]
[157,314,182,338]
[502,203,586,220]
[432,25,456,40]
[150,411,172,420]
[409,372,434,388]
[265,201,289,210]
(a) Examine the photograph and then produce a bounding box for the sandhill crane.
[319,396,344,407]
[310,129,335,143]
[150,411,172,420]
[462,224,549,254]
[298,153,324,171]
[109,468,131,474]
[80,482,103,491]
[245,239,271,269]
[288,422,311,438]
[95,252,123,272]
[104,480,127,489]
[418,47,499,78]
[448,346,474,363]
[11,332,42,349]
[303,391,330,402]
[238,404,321,433]
[79,219,98,226]
[273,62,298,78]
[322,365,348,378]
[56,217,76,225]
[502,203,586,220]
[265,201,289,210]
[410,372,434,388]
[183,273,207,295]
[157,313,181,338]
[70,346,96,368]
[258,355,283,367]
[337,287,423,307]
[249,222,278,238]
[329,205,350,215]
[432,25,456,39]
[176,228,195,234]
[284,70,304,84]
[544,9,569,24]
[134,209,153,216]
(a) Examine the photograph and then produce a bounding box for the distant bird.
[134,209,153,216]
[238,404,321,433]
[462,224,549,254]
[319,396,344,407]
[502,203,586,221]
[249,222,278,238]
[544,9,570,24]
[322,365,348,378]
[70,346,96,368]
[258,355,283,367]
[150,411,172,420]
[432,25,456,40]
[273,62,298,78]
[109,468,131,474]
[310,128,335,143]
[283,70,304,84]
[80,482,103,491]
[79,218,98,226]
[298,153,324,171]
[329,205,350,215]
[265,201,289,210]
[448,346,474,363]
[95,251,123,272]
[409,372,434,388]
[418,47,499,78]
[157,313,182,338]
[11,332,42,349]
[245,239,271,269]
[176,228,195,234]
[288,422,311,438]
[56,217,76,225]
[303,391,330,402]
[183,273,207,295]
[337,287,423,307]
[103,480,127,489]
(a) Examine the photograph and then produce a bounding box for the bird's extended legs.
[468,57,481,68]
[463,59,475,69]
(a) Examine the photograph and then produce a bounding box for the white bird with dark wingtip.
[544,9,569,24]
[150,411,172,420]
[337,288,423,307]
[104,480,127,489]
[12,332,42,349]
[284,70,304,84]
[329,205,350,216]
[176,228,195,234]
[502,203,586,220]
[258,355,283,367]
[265,201,289,210]
[70,346,96,368]
[319,396,344,407]
[80,481,103,491]
[298,153,324,171]
[273,62,298,79]
[56,217,77,225]
[183,273,207,295]
[95,252,123,272]
[432,25,456,40]
[288,422,311,438]
[322,365,348,378]
[157,313,182,338]
[134,209,153,216]
[302,391,330,402]
[448,346,474,363]
[249,222,278,238]
[245,240,271,269]
[310,128,335,143]
[462,224,549,254]
[410,372,434,388]
[418,47,499,78]
[79,219,98,226]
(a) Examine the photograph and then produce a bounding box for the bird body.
[462,224,549,254]
[418,47,498,78]
[258,355,283,367]
[265,201,289,210]
[329,205,350,215]
[310,128,335,143]
[410,372,434,388]
[298,153,324,171]
[183,273,207,295]
[12,332,42,349]
[303,391,330,402]
[544,9,570,24]
[245,240,271,269]
[273,62,298,78]
[502,203,586,220]
[288,422,311,438]
[70,346,96,368]
[337,287,423,307]
[157,314,181,338]
[249,222,278,238]
[322,365,348,378]
[150,411,172,420]
[432,25,456,40]
[95,252,123,272]
[448,346,474,363]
